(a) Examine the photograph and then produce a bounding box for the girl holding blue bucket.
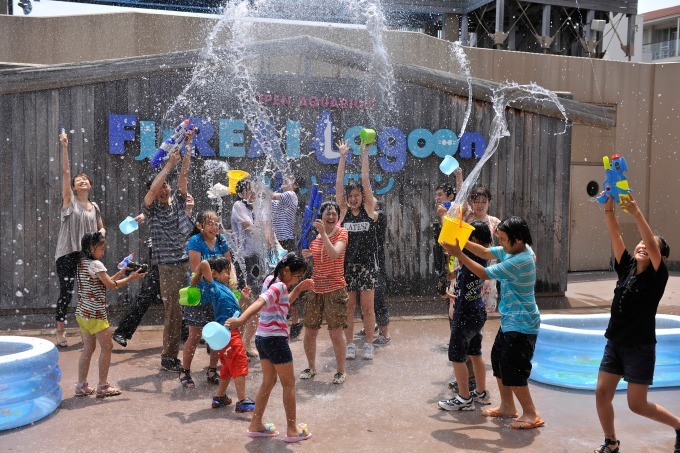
[179,210,238,388]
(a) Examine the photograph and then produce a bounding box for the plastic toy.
[439,155,459,175]
[149,119,199,168]
[596,154,632,211]
[117,253,135,270]
[297,184,323,251]
[202,315,240,351]
[360,128,377,145]
[119,216,139,235]
[179,286,201,306]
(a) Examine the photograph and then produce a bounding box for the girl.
[335,139,378,360]
[75,232,145,397]
[227,252,314,443]
[54,130,106,348]
[300,202,349,384]
[181,210,238,388]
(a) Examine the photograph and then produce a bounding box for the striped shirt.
[256,276,290,337]
[486,246,540,334]
[309,227,348,293]
[75,258,108,320]
[142,191,192,265]
[271,191,298,241]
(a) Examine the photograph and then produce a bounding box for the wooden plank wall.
[0,69,570,312]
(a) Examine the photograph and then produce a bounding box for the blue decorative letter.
[459,132,487,159]
[219,119,245,157]
[433,129,459,158]
[109,114,137,155]
[377,127,406,173]
[407,128,434,158]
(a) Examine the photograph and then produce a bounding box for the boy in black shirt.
[594,194,680,453]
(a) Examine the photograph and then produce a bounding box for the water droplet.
[17,223,23,230]
[15,291,23,297]
[16,259,23,265]
[81,128,86,133]
[69,129,75,134]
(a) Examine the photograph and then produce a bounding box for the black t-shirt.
[342,206,377,268]
[454,250,487,314]
[605,249,669,345]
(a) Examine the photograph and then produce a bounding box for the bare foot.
[482,407,519,418]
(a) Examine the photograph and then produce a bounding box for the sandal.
[283,423,312,443]
[299,368,316,380]
[75,382,95,396]
[206,367,219,385]
[212,394,233,408]
[179,368,195,389]
[594,438,620,453]
[56,334,68,348]
[96,383,122,398]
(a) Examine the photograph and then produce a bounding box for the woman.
[335,139,378,360]
[300,202,349,384]
[54,130,105,348]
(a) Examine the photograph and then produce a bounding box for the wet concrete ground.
[2,272,680,452]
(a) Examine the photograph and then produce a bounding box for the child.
[190,257,254,413]
[432,181,455,299]
[593,195,680,453]
[75,232,145,397]
[227,252,315,443]
[442,216,543,429]
[438,220,491,411]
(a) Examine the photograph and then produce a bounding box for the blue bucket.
[439,155,459,175]
[119,216,139,235]
[202,322,231,351]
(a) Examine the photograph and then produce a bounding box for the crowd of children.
[55,127,680,450]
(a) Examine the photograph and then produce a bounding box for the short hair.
[207,256,231,274]
[72,172,93,188]
[469,185,492,202]
[498,216,533,246]
[469,220,492,247]
[318,201,340,217]
[235,177,252,197]
[435,182,455,197]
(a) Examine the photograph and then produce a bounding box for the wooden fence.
[0,36,614,312]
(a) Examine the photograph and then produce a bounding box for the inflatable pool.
[531,314,680,390]
[0,336,62,430]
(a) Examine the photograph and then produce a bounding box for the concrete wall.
[1,12,678,270]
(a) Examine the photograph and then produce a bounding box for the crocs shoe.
[236,397,255,413]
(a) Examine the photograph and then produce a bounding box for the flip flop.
[246,423,279,438]
[509,419,545,430]
[284,423,312,443]
[482,408,519,418]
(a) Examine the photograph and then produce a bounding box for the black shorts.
[255,335,293,365]
[490,329,537,387]
[599,340,655,385]
[448,308,486,362]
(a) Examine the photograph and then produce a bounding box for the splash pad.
[0,336,62,430]
[531,314,680,390]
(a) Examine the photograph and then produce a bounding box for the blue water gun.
[297,184,323,251]
[596,154,632,211]
[150,119,199,168]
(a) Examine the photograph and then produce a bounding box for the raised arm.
[360,143,377,220]
[603,194,626,264]
[144,148,181,207]
[622,195,662,270]
[190,259,212,286]
[60,131,73,209]
[335,139,349,217]
[177,130,193,198]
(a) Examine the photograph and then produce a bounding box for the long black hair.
[267,252,308,289]
[80,231,105,260]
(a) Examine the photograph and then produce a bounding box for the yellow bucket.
[438,216,476,250]
[227,170,250,195]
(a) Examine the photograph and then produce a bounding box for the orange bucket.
[438,216,476,249]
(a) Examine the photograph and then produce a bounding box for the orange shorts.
[218,330,248,379]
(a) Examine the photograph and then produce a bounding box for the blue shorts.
[490,329,537,387]
[599,340,655,385]
[448,307,486,362]
[255,335,293,365]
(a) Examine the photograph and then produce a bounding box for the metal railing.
[642,38,679,61]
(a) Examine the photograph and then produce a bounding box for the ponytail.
[267,252,308,289]
[80,231,105,260]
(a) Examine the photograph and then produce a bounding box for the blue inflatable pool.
[531,314,680,390]
[0,336,62,430]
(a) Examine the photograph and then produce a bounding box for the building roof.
[643,5,680,22]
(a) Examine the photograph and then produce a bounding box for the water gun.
[596,154,632,211]
[149,119,200,168]
[117,253,135,270]
[297,184,323,251]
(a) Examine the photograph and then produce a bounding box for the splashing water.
[448,82,568,217]
[448,41,473,138]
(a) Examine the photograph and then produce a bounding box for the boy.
[443,216,543,429]
[432,182,456,298]
[438,220,492,411]
[191,257,255,413]
[593,195,679,453]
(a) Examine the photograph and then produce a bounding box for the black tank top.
[342,206,377,268]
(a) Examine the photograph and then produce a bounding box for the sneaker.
[332,372,346,384]
[363,343,374,360]
[438,395,475,411]
[346,343,356,360]
[448,378,476,393]
[594,438,620,453]
[471,389,491,405]
[289,323,303,340]
[161,357,182,372]
[212,394,232,408]
[373,335,391,346]
[112,333,127,347]
[235,397,255,413]
[355,325,378,337]
[299,368,316,379]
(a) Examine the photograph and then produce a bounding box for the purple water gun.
[149,119,199,168]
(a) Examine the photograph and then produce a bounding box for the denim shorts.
[255,335,293,365]
[490,329,537,387]
[599,340,655,385]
